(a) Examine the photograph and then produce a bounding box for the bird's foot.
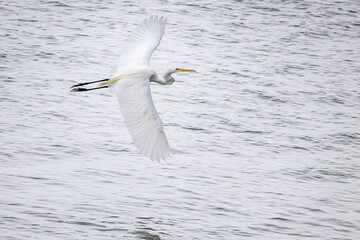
[70,87,88,92]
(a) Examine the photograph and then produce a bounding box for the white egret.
[71,16,195,161]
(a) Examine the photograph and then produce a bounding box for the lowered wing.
[115,76,172,161]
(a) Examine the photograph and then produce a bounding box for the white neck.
[150,68,176,85]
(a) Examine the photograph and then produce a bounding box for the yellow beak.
[176,68,196,72]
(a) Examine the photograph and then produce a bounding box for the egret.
[71,16,195,161]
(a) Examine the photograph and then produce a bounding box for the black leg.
[71,78,110,88]
[70,86,108,92]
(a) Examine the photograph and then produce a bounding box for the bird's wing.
[113,76,172,161]
[110,16,167,78]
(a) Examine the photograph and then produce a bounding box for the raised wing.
[110,16,167,78]
[114,76,172,161]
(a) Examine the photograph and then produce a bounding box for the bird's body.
[71,16,195,161]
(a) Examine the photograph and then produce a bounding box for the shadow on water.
[133,230,161,240]
[132,216,170,240]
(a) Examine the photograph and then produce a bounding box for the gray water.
[1,0,360,239]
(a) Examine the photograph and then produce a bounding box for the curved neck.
[150,69,176,85]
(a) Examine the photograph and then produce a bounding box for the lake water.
[1,0,359,239]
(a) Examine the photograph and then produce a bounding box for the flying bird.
[71,16,195,161]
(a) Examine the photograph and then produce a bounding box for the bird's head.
[162,67,196,85]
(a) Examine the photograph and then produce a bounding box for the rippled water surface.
[1,0,360,239]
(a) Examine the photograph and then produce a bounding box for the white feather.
[110,16,167,78]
